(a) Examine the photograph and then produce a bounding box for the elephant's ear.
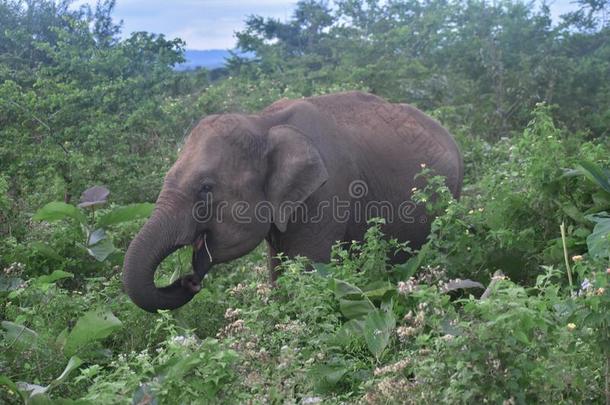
[265,125,328,232]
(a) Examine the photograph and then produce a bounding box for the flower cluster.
[228,283,247,296]
[253,265,267,276]
[577,278,605,297]
[224,307,241,321]
[396,303,427,343]
[256,282,271,303]
[274,320,305,334]
[217,307,248,339]
[397,266,448,296]
[397,278,417,295]
[417,265,447,286]
[363,377,415,404]
[373,358,411,376]
[3,262,25,275]
[217,319,247,339]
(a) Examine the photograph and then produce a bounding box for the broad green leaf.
[393,244,428,279]
[33,270,73,290]
[1,321,38,347]
[50,356,83,387]
[63,310,122,356]
[332,279,364,299]
[55,327,69,348]
[318,366,347,385]
[97,203,154,227]
[585,213,610,259]
[343,318,366,335]
[30,242,63,261]
[311,363,348,391]
[33,202,86,224]
[364,309,396,359]
[577,161,610,194]
[364,282,395,300]
[87,228,106,246]
[339,298,375,319]
[86,238,116,262]
[334,318,366,345]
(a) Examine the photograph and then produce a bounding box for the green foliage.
[30,185,153,266]
[74,313,238,404]
[363,309,396,361]
[408,104,609,285]
[0,0,195,239]
[62,310,123,357]
[1,0,609,403]
[586,213,610,260]
[234,0,610,140]
[33,202,87,224]
[1,356,83,403]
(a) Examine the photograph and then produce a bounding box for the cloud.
[72,0,579,50]
[72,0,296,49]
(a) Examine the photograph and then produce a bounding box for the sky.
[71,0,579,50]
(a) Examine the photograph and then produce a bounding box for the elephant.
[123,91,463,312]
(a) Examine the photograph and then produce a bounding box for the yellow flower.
[571,255,583,262]
[567,323,576,331]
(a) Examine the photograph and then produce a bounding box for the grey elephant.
[123,91,463,312]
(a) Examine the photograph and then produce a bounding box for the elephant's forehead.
[176,135,226,174]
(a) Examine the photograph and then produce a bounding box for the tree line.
[1,0,609,241]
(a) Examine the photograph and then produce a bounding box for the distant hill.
[176,49,252,70]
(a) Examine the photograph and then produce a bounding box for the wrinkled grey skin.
[123,91,463,312]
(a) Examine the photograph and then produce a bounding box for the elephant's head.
[123,114,328,312]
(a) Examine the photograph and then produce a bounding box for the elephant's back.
[261,91,463,199]
[306,91,463,198]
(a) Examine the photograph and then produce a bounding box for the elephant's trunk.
[122,212,198,313]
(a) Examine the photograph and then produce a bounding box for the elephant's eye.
[198,183,213,198]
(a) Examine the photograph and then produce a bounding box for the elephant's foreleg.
[266,240,281,285]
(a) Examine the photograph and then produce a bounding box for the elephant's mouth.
[187,232,213,293]
[192,233,213,277]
